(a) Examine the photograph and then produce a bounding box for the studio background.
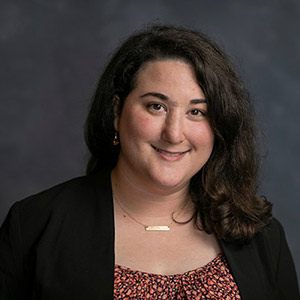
[1,0,299,284]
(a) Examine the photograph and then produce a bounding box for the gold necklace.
[113,193,189,231]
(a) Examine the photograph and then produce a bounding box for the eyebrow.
[140,92,207,104]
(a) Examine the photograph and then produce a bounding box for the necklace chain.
[113,192,189,231]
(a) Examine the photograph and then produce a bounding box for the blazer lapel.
[221,239,280,300]
[90,169,115,298]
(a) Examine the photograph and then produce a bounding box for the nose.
[161,111,185,144]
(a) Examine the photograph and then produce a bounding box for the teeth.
[154,146,185,156]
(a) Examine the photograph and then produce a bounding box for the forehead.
[137,59,195,79]
[135,59,197,84]
[133,59,204,98]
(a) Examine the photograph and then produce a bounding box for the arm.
[268,219,299,299]
[0,203,27,299]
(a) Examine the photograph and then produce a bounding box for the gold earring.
[113,131,119,146]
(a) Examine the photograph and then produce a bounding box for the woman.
[0,25,299,299]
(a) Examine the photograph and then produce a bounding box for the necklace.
[113,193,189,231]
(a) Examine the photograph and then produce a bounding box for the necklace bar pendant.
[145,225,170,231]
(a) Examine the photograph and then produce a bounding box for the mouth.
[151,145,190,157]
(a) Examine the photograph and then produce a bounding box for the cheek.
[120,112,159,143]
[191,122,215,150]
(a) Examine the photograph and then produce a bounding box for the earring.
[113,131,119,146]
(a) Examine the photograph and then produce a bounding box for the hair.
[84,24,272,244]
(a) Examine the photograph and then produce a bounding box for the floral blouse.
[114,254,241,299]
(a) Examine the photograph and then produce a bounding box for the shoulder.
[1,168,114,254]
[247,218,285,258]
[255,218,285,252]
[259,218,299,297]
[246,217,298,285]
[4,169,113,242]
[256,217,292,268]
[0,169,115,298]
[222,217,299,299]
[222,217,289,269]
[14,168,112,215]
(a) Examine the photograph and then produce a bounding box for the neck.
[111,166,192,220]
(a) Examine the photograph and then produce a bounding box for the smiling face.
[114,60,214,194]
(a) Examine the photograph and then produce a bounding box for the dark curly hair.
[85,24,272,244]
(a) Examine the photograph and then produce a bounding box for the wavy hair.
[85,24,272,244]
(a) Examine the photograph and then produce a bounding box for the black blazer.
[0,169,299,300]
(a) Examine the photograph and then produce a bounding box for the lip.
[151,145,190,161]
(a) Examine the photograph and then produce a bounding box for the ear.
[113,95,121,131]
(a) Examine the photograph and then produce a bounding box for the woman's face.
[114,60,214,193]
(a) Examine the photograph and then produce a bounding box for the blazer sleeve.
[267,219,299,299]
[0,172,115,300]
[0,203,27,300]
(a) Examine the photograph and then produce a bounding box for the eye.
[189,109,205,118]
[147,103,166,113]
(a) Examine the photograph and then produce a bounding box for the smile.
[151,146,189,157]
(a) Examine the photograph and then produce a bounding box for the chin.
[150,173,188,192]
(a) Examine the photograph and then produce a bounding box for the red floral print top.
[114,254,241,299]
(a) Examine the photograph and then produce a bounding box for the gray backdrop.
[1,0,299,284]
